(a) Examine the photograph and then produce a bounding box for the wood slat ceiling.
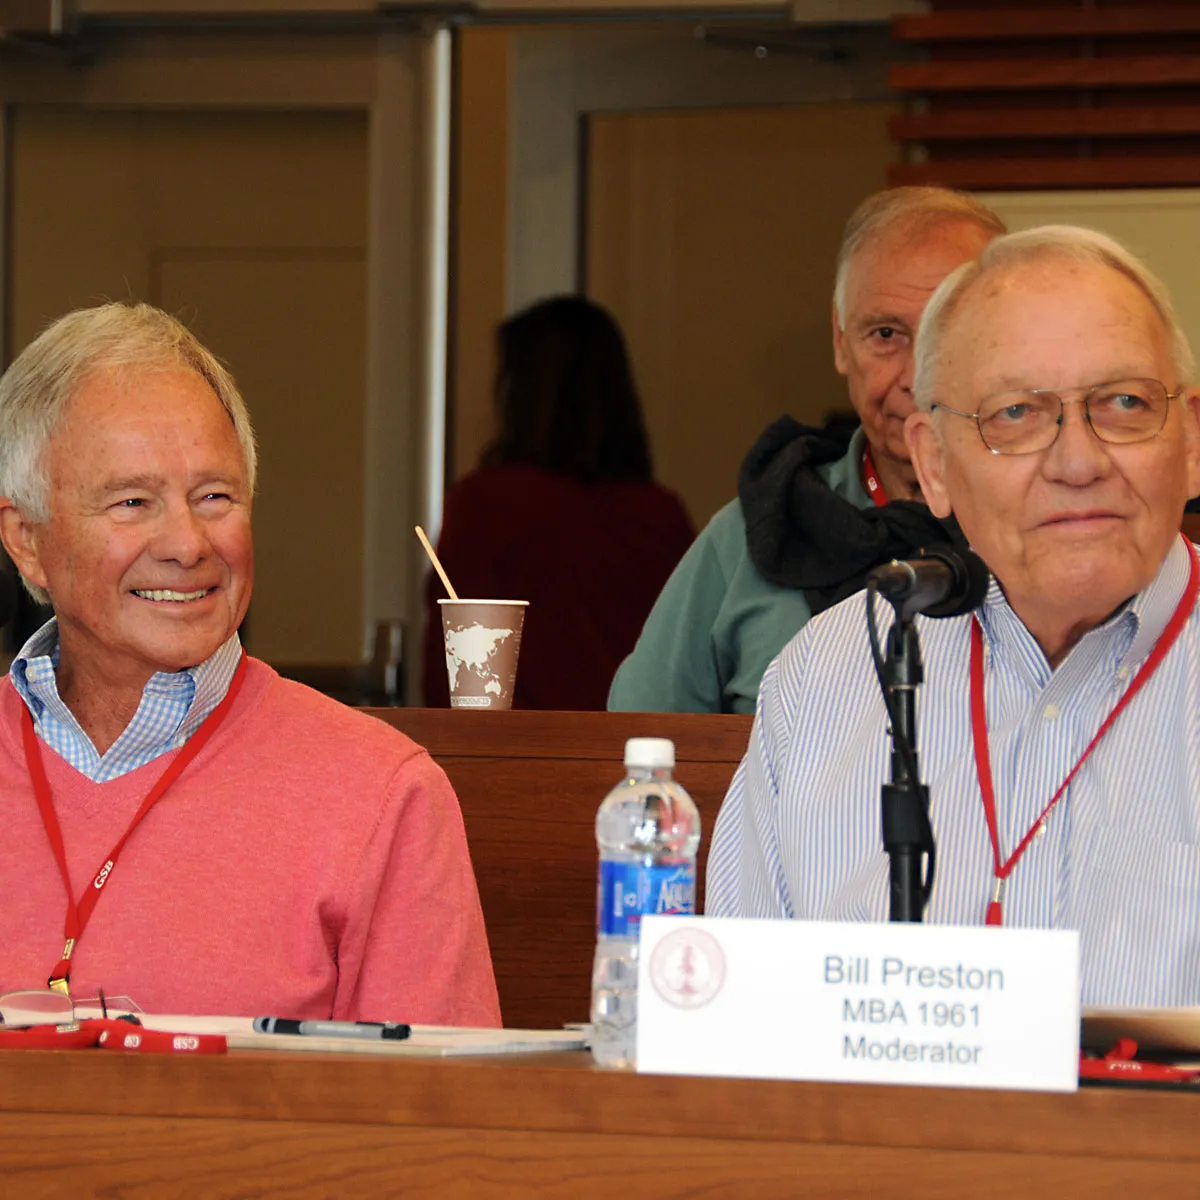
[895,6,1200,41]
[888,3,1200,190]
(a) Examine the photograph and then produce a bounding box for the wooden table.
[1,1046,1198,1197]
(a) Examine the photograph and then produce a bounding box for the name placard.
[636,916,1080,1092]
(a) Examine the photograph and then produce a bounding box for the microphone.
[867,545,989,619]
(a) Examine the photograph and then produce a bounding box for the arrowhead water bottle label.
[598,862,696,937]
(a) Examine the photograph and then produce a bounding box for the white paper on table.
[1082,1007,1200,1054]
[72,1009,588,1057]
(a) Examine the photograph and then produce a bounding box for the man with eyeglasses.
[0,302,500,1025]
[608,186,1005,715]
[707,226,1200,1006]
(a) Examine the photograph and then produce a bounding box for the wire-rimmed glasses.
[931,378,1182,455]
[0,988,140,1028]
[0,989,77,1028]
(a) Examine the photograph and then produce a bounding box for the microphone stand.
[867,544,987,921]
[873,599,936,922]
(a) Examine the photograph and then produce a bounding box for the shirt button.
[1043,703,1061,721]
[1036,821,1048,839]
[1116,666,1130,682]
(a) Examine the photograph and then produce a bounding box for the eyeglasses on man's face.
[930,378,1184,456]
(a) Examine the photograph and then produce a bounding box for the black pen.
[253,1017,410,1041]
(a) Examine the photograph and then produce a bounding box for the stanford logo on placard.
[649,928,726,1010]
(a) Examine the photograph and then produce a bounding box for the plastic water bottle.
[590,737,701,1068]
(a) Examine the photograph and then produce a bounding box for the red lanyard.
[862,448,888,508]
[23,652,248,992]
[971,537,1199,926]
[0,1018,227,1054]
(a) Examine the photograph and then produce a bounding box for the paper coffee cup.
[439,599,528,710]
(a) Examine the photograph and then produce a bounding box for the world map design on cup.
[439,599,528,709]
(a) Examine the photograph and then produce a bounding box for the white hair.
[913,225,1195,414]
[833,186,1006,325]
[0,302,258,602]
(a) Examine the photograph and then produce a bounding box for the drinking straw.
[414,526,459,600]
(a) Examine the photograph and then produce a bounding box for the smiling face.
[833,218,995,496]
[3,366,254,694]
[907,256,1200,662]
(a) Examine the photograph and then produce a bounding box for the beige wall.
[451,20,896,486]
[452,26,509,482]
[10,108,369,663]
[506,22,896,313]
[586,102,898,528]
[982,190,1200,367]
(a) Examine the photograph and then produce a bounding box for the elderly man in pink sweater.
[0,302,500,1026]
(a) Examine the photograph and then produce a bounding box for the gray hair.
[833,186,1007,325]
[0,301,257,522]
[0,302,257,604]
[913,225,1195,413]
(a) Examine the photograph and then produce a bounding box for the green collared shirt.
[607,429,872,714]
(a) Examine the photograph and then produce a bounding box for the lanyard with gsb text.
[22,651,247,992]
[970,537,1199,926]
[862,447,888,508]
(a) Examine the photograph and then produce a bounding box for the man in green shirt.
[608,186,1005,714]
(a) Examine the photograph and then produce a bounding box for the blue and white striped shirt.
[706,535,1200,1008]
[10,619,242,783]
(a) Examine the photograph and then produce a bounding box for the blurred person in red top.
[423,296,695,710]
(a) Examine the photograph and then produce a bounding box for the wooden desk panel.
[365,710,753,1029]
[6,1112,1196,1197]
[1,1049,1198,1197]
[382,709,753,764]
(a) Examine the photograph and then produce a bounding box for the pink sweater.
[0,660,501,1026]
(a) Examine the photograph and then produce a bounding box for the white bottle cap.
[624,737,675,770]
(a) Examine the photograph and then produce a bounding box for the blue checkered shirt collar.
[9,618,243,782]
